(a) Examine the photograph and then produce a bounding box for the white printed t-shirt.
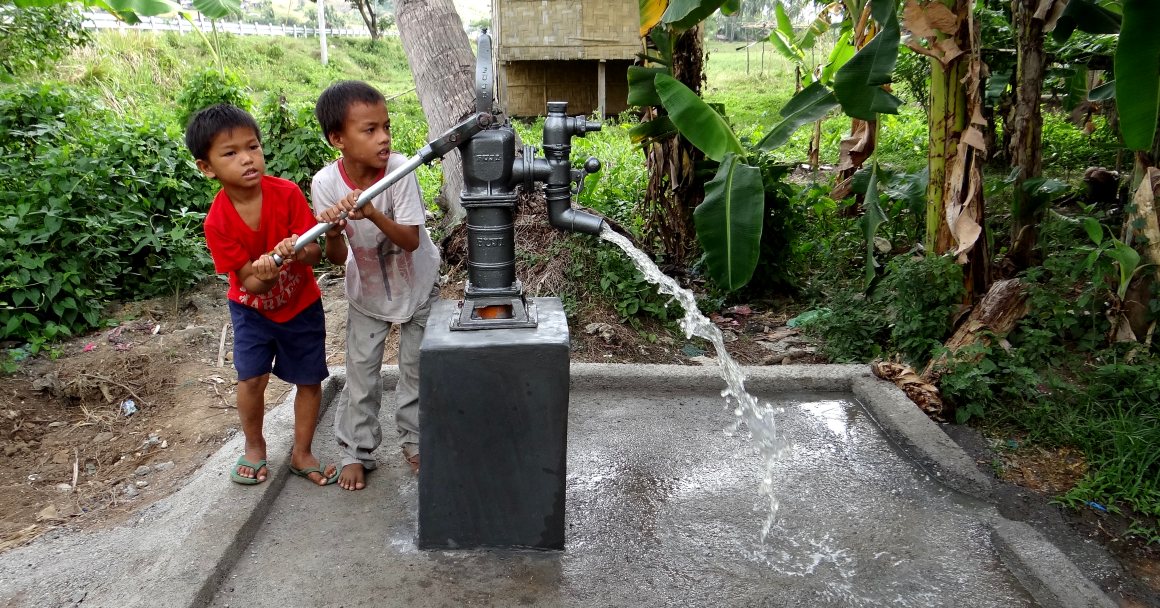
[311,154,441,323]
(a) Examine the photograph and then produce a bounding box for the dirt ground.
[1,261,1156,604]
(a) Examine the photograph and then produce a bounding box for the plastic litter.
[120,399,137,417]
[787,308,830,328]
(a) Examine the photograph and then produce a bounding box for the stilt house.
[490,0,640,117]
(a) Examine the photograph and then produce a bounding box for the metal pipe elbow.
[549,205,605,235]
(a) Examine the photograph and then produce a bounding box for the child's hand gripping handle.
[271,111,494,266]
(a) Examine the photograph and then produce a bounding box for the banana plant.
[632,0,901,290]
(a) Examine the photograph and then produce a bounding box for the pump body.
[417,31,602,550]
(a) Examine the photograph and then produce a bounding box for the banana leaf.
[662,0,727,32]
[757,82,839,151]
[628,67,669,107]
[694,154,765,291]
[1053,0,1122,42]
[833,2,902,121]
[629,116,677,144]
[639,0,668,37]
[1115,0,1160,151]
[191,0,240,19]
[654,73,744,162]
[820,29,855,86]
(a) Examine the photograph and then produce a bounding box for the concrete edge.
[851,374,994,501]
[568,362,868,393]
[850,376,1116,606]
[990,519,1117,608]
[92,370,347,608]
[183,371,346,608]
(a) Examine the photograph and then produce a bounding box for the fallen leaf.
[872,360,945,421]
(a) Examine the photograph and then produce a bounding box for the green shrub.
[0,4,91,77]
[881,254,965,364]
[257,92,337,195]
[799,255,962,365]
[0,85,214,350]
[795,290,888,362]
[177,68,252,127]
[595,243,673,327]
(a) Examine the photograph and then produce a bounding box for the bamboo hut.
[490,0,640,117]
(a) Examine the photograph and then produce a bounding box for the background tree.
[395,0,473,224]
[350,0,394,40]
[906,0,990,299]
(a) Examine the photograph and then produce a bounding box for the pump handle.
[272,111,494,265]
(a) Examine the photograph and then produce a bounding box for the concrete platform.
[0,365,1115,608]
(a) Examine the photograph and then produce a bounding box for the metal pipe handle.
[271,111,493,265]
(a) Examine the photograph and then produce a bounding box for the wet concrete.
[211,375,1036,608]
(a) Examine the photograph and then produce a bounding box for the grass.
[53,30,417,124]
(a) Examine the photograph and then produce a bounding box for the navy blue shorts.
[229,299,329,385]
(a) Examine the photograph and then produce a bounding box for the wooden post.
[597,60,606,118]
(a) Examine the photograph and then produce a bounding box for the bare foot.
[289,452,337,486]
[338,463,366,491]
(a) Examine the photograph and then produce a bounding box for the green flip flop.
[289,463,340,486]
[230,456,268,485]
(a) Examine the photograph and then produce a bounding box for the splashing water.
[600,227,791,538]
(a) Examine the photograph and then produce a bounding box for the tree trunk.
[1006,0,1047,270]
[396,0,472,225]
[922,278,1028,381]
[354,0,380,41]
[641,25,706,266]
[922,0,990,300]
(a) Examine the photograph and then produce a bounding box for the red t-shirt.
[203,175,322,323]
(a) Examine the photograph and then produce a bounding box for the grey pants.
[335,287,436,469]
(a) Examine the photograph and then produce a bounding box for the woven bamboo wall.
[491,0,639,61]
[499,60,631,118]
[491,0,638,117]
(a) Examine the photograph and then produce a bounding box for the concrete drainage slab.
[0,365,1115,608]
[208,364,1108,608]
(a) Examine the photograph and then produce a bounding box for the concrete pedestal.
[417,297,569,550]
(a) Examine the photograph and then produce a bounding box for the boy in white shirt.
[312,81,441,490]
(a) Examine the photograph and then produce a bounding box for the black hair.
[314,80,387,143]
[184,104,262,161]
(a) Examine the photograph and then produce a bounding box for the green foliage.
[881,255,965,364]
[793,290,886,362]
[177,68,252,127]
[798,255,964,365]
[1039,114,1119,174]
[0,4,91,78]
[0,85,214,349]
[595,244,672,327]
[936,212,1159,533]
[258,92,337,195]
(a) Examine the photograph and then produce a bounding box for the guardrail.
[81,11,378,37]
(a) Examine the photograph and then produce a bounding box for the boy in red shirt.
[185,104,339,486]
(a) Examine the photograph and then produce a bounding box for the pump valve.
[571,157,601,196]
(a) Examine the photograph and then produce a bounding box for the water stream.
[599,227,790,538]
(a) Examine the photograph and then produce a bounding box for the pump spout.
[545,185,605,235]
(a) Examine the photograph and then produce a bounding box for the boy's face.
[330,101,391,170]
[196,127,265,189]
